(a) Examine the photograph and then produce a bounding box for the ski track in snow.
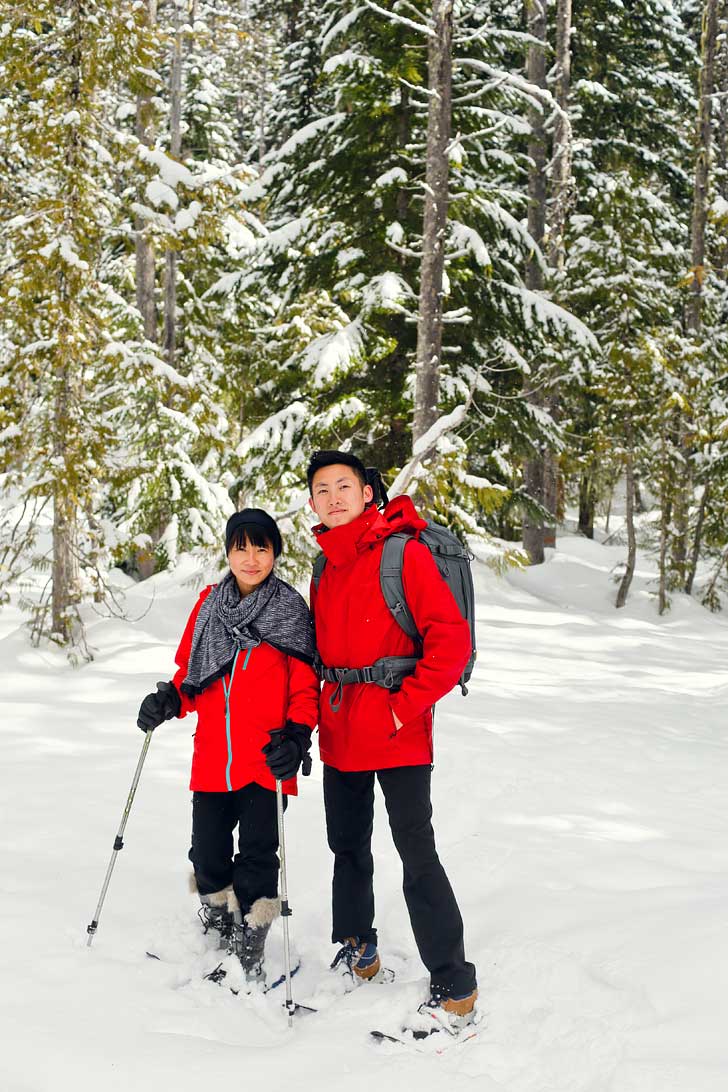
[1,537,727,1092]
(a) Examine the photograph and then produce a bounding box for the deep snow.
[1,535,726,1092]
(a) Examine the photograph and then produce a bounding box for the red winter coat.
[172,586,319,795]
[310,496,472,772]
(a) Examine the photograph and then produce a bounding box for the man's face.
[309,464,374,529]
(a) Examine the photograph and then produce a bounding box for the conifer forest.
[2,0,728,653]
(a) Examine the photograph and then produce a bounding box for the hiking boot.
[331,937,381,980]
[417,986,479,1033]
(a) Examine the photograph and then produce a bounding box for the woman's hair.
[227,523,274,554]
[225,509,283,557]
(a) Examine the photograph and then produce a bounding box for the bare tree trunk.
[578,473,595,539]
[689,0,719,335]
[548,0,573,272]
[52,0,84,644]
[163,0,184,368]
[258,45,268,163]
[412,0,453,447]
[685,483,710,595]
[672,0,720,587]
[616,452,636,608]
[522,0,548,564]
[135,0,158,342]
[52,375,80,642]
[658,434,670,615]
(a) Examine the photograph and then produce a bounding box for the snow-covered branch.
[389,393,474,497]
[364,0,435,37]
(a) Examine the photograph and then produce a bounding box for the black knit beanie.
[225,509,283,557]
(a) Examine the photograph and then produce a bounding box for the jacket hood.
[313,494,426,567]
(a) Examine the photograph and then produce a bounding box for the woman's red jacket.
[310,497,472,772]
[171,586,319,795]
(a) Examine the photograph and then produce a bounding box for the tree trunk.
[658,435,670,614]
[522,0,548,564]
[135,0,158,342]
[616,452,636,608]
[163,0,184,368]
[52,372,79,642]
[717,1,728,275]
[412,0,453,447]
[52,0,83,645]
[685,482,710,595]
[548,0,573,272]
[688,0,719,335]
[673,0,720,590]
[578,473,595,539]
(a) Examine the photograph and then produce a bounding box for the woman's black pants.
[323,763,477,997]
[188,783,286,917]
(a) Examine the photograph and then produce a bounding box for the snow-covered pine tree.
[0,0,166,651]
[105,0,258,575]
[215,0,593,562]
[555,0,696,572]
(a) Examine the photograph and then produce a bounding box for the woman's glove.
[137,681,181,732]
[262,721,313,781]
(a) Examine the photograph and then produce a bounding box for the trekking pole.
[86,730,153,946]
[275,778,296,1027]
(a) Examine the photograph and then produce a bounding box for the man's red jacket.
[172,586,319,794]
[310,496,472,771]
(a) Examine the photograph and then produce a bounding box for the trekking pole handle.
[86,730,153,946]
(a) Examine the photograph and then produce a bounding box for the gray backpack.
[313,521,476,702]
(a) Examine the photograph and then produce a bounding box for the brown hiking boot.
[439,988,478,1016]
[331,937,381,979]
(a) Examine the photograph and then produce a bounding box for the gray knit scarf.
[181,570,315,696]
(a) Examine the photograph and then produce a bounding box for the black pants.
[323,763,477,997]
[188,783,286,917]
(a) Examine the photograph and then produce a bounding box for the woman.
[136,509,318,981]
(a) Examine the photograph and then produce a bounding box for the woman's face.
[227,535,275,596]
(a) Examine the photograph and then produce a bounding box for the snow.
[298,321,364,387]
[1,536,727,1091]
[138,147,195,190]
[374,167,408,189]
[146,179,179,211]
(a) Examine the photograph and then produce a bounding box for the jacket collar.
[313,505,388,567]
[312,495,427,568]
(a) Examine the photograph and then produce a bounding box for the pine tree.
[0,0,160,651]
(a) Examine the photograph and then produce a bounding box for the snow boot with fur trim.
[232,896,280,980]
[330,937,381,981]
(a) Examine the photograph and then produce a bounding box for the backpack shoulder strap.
[380,533,419,641]
[312,552,327,591]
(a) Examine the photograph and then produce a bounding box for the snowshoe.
[370,987,480,1051]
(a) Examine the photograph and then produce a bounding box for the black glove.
[137,680,181,732]
[262,721,313,781]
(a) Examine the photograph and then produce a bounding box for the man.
[307,449,477,1027]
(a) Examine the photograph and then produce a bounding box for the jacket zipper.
[222,647,252,791]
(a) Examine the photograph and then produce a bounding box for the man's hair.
[306,449,367,493]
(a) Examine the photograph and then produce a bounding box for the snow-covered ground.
[1,535,727,1092]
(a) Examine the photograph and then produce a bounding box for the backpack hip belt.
[317,656,419,712]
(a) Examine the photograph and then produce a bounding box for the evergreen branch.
[455,58,567,125]
[389,393,475,497]
[363,0,435,37]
